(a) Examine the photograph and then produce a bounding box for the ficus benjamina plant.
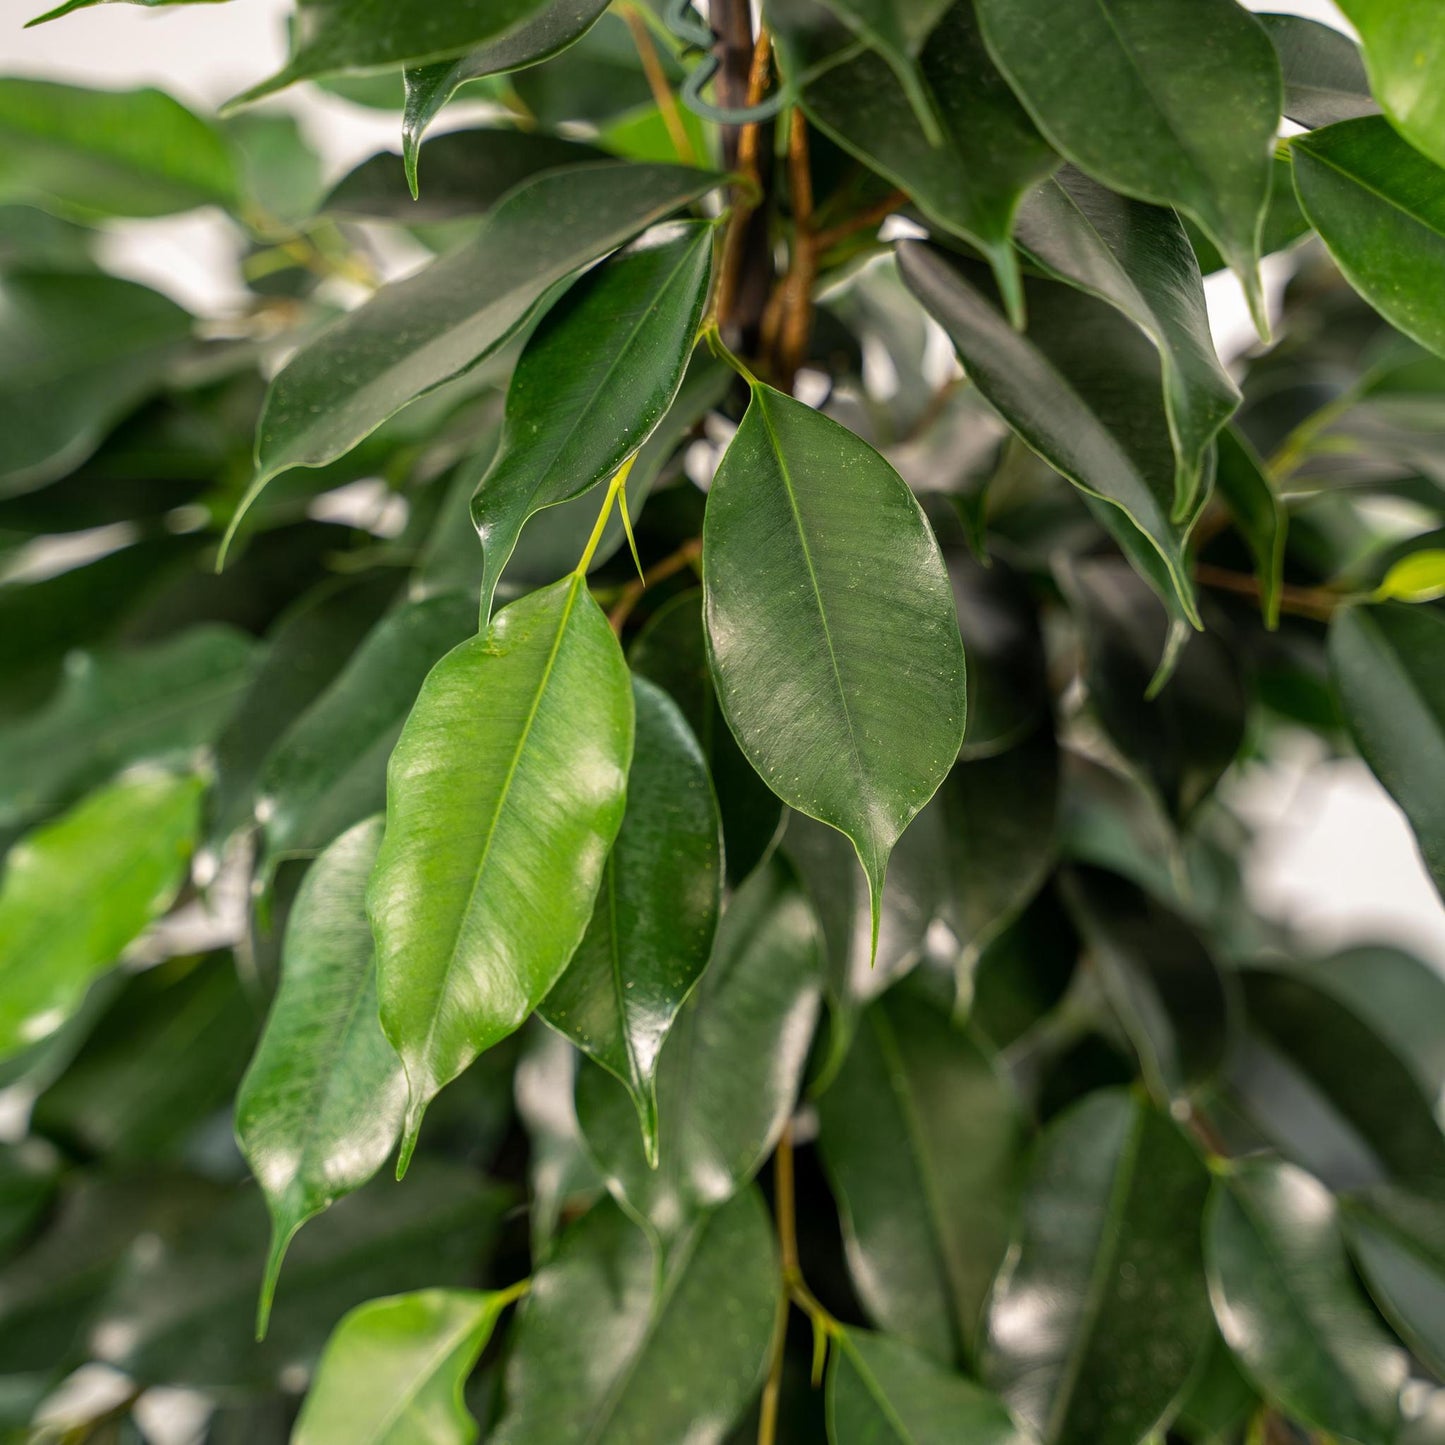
[1,0,1445,1440]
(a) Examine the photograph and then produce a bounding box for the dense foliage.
[2,0,1445,1440]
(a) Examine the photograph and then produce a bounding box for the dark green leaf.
[985,1089,1212,1445]
[1185,154,1311,276]
[490,1191,776,1443]
[813,0,951,130]
[0,1143,57,1262]
[1334,0,1445,169]
[975,0,1279,326]
[817,985,1023,1366]
[1258,13,1377,129]
[225,112,324,231]
[540,677,721,1162]
[702,383,967,950]
[1204,1158,1407,1445]
[369,572,633,1170]
[1213,427,1287,629]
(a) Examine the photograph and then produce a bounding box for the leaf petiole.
[575,453,638,576]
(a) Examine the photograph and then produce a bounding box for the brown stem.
[775,109,819,391]
[811,188,910,253]
[608,537,703,635]
[620,4,698,166]
[1193,562,1340,622]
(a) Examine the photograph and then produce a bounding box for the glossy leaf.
[0,77,237,218]
[1258,13,1377,129]
[975,0,1279,325]
[1205,1158,1407,1445]
[490,1190,776,1444]
[1014,167,1238,517]
[1294,117,1445,363]
[985,1089,1212,1445]
[813,0,950,135]
[0,772,202,1059]
[1376,549,1445,604]
[817,985,1023,1366]
[294,1287,520,1445]
[702,383,967,951]
[828,1329,1028,1445]
[401,0,612,189]
[1334,0,1445,168]
[899,245,1202,624]
[236,817,407,1337]
[1213,427,1287,629]
[539,677,721,1162]
[574,857,822,1236]
[471,222,712,617]
[1329,602,1445,898]
[369,572,633,1171]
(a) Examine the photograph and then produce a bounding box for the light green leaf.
[471,222,712,618]
[1329,602,1445,899]
[574,856,822,1237]
[0,271,193,496]
[490,1191,776,1444]
[975,0,1280,330]
[985,1089,1212,1445]
[817,985,1023,1367]
[539,677,721,1164]
[1334,0,1445,169]
[1293,117,1445,363]
[1376,549,1445,603]
[0,772,202,1059]
[1214,427,1287,628]
[828,1329,1029,1445]
[1258,12,1377,129]
[369,572,633,1173]
[702,384,967,954]
[235,817,407,1339]
[294,1286,521,1445]
[0,78,237,218]
[1205,1159,1408,1445]
[1014,167,1238,518]
[29,0,227,19]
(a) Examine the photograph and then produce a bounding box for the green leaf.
[1014,168,1238,518]
[1328,601,1445,899]
[225,112,324,231]
[0,271,193,496]
[0,625,253,833]
[1258,12,1377,129]
[975,0,1280,329]
[256,592,478,870]
[574,856,822,1236]
[1293,117,1445,363]
[782,0,1058,324]
[827,1329,1028,1445]
[490,1191,776,1443]
[0,772,202,1059]
[401,0,612,190]
[0,78,237,218]
[1204,1158,1407,1445]
[702,384,967,953]
[1376,549,1445,603]
[539,677,721,1163]
[817,985,1023,1367]
[28,0,228,20]
[236,817,407,1339]
[1334,0,1445,169]
[1213,427,1287,628]
[471,222,712,617]
[985,1089,1212,1445]
[898,245,1203,626]
[294,1286,521,1445]
[240,162,719,539]
[369,572,633,1172]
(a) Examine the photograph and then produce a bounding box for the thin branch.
[1194,562,1340,622]
[608,536,703,634]
[811,188,909,253]
[620,3,698,166]
[713,28,774,331]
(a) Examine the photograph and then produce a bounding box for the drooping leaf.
[574,856,822,1237]
[1293,117,1445,363]
[0,77,237,218]
[256,592,477,870]
[0,271,193,496]
[1328,601,1445,899]
[1333,0,1445,169]
[539,677,722,1162]
[1213,427,1287,629]
[235,817,408,1337]
[0,625,254,833]
[471,222,712,617]
[369,572,633,1171]
[1185,154,1312,277]
[1257,13,1377,129]
[985,1089,1213,1445]
[827,1329,1029,1445]
[401,0,612,190]
[0,772,202,1059]
[702,383,967,952]
[293,1287,521,1445]
[490,1191,776,1444]
[1013,167,1238,517]
[817,984,1023,1367]
[899,245,1202,625]
[975,0,1280,326]
[1204,1158,1408,1445]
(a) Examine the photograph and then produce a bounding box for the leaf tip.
[255,1218,299,1343]
[395,1100,425,1180]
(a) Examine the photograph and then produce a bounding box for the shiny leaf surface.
[1334,0,1445,168]
[1258,13,1377,129]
